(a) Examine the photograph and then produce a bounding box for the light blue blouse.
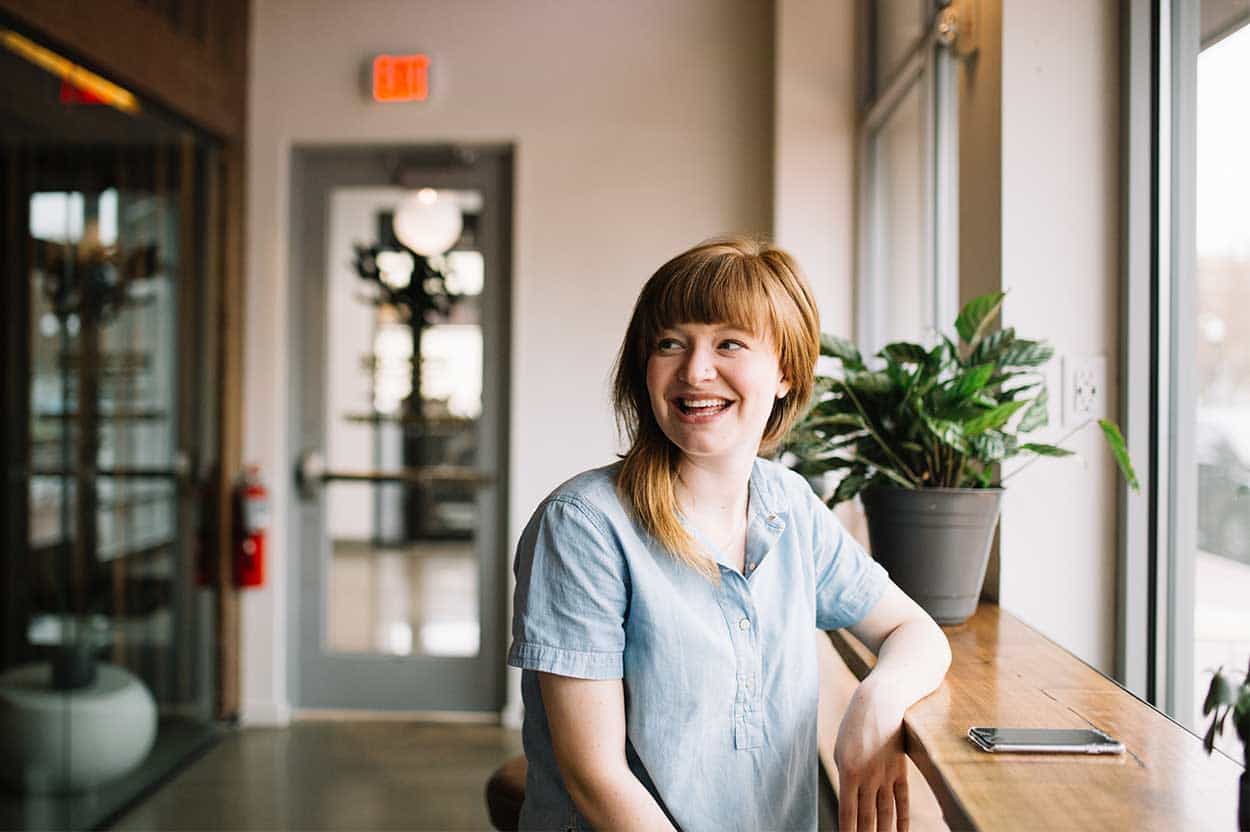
[507,456,889,832]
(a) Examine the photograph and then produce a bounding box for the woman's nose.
[678,345,717,384]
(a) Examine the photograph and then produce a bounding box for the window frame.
[856,0,959,357]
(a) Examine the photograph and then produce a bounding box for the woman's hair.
[611,235,821,577]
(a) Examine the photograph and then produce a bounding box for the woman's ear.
[777,376,791,400]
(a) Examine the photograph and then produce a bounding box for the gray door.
[288,146,511,712]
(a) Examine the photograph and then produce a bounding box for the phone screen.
[967,727,1124,753]
[976,728,1113,745]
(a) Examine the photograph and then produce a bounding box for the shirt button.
[738,618,751,631]
[767,514,777,523]
[745,702,753,711]
[745,677,754,689]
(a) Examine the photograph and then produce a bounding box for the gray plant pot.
[860,487,1003,625]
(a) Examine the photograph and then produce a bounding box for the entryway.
[287,146,512,712]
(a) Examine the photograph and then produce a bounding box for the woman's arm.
[834,581,952,832]
[538,673,677,832]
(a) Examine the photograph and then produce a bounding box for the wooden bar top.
[828,604,1245,831]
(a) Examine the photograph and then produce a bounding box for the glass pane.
[876,0,927,89]
[323,188,483,658]
[1,26,218,829]
[871,80,929,349]
[1191,17,1250,763]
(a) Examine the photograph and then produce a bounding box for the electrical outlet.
[1063,355,1107,426]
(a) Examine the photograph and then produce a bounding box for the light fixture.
[392,189,462,256]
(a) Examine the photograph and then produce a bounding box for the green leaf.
[1203,711,1222,754]
[1017,388,1049,433]
[1019,442,1075,457]
[968,327,1016,366]
[1000,339,1055,367]
[955,291,1006,346]
[1203,670,1235,715]
[879,342,930,366]
[842,371,894,396]
[963,399,1029,436]
[821,334,864,369]
[1001,379,1042,400]
[831,469,870,504]
[923,414,968,453]
[969,431,1008,462]
[1098,419,1141,492]
[943,363,997,403]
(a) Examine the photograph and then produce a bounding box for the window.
[858,0,958,354]
[1124,0,1250,763]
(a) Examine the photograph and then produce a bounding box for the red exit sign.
[372,53,430,102]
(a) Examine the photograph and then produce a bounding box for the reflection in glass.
[324,188,484,658]
[1192,19,1250,764]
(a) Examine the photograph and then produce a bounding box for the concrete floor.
[109,721,523,831]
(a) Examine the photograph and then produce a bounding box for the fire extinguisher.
[236,465,269,588]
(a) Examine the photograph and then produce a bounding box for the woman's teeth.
[678,398,731,415]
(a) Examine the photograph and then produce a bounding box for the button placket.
[727,592,761,751]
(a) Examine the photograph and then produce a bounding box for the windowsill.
[827,603,1245,830]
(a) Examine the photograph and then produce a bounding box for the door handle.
[294,448,494,500]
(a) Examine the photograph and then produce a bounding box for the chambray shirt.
[507,456,889,832]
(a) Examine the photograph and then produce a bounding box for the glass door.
[0,23,220,831]
[290,147,510,712]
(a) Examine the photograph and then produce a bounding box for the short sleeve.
[809,489,889,631]
[507,496,628,680]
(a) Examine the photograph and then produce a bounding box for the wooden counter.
[828,604,1245,830]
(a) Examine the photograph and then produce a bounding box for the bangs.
[640,251,781,344]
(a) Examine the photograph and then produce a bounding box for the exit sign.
[372,54,429,102]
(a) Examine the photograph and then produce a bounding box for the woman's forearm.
[860,617,952,714]
[565,766,677,832]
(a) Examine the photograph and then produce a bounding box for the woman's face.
[645,322,791,467]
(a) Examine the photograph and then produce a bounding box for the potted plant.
[783,291,1139,624]
[1202,661,1250,830]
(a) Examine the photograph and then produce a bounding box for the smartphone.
[966,726,1125,754]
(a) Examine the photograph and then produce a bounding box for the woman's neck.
[675,453,754,521]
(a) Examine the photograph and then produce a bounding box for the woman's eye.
[719,340,745,351]
[656,338,682,351]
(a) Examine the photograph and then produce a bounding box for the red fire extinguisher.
[236,465,269,588]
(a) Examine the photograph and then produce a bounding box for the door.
[1,27,221,828]
[289,146,511,712]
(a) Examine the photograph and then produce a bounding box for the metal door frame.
[287,144,512,712]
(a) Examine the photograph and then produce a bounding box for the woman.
[508,236,951,832]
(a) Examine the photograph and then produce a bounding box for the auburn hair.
[611,235,821,578]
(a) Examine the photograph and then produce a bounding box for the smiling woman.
[614,238,818,578]
[506,236,952,832]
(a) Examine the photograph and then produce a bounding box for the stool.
[484,754,528,831]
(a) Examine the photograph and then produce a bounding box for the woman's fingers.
[839,779,858,832]
[893,775,910,832]
[857,786,877,832]
[876,785,895,832]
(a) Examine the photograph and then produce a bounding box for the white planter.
[0,662,157,794]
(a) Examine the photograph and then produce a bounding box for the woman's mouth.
[675,397,734,420]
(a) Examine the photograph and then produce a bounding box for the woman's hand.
[833,678,910,832]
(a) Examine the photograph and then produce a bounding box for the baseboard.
[240,699,293,726]
[293,707,500,723]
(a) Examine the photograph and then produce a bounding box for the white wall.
[998,0,1122,673]
[243,0,776,724]
[773,0,858,338]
